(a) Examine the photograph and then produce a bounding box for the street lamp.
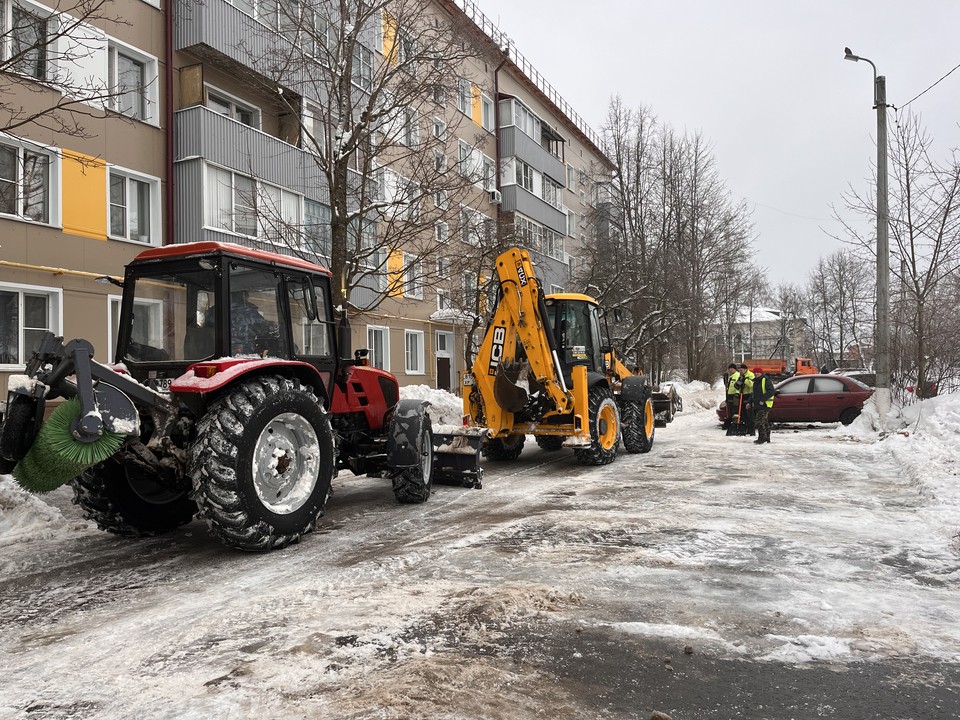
[844,47,891,427]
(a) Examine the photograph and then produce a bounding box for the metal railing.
[454,0,605,153]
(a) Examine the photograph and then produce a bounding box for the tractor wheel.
[189,375,334,552]
[482,435,525,461]
[575,385,621,466]
[535,435,564,452]
[622,396,655,454]
[392,420,433,504]
[71,456,196,537]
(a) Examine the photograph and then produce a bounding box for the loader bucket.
[432,427,485,489]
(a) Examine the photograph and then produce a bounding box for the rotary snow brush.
[13,397,127,493]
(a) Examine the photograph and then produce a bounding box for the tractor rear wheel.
[71,456,196,537]
[575,385,620,465]
[482,435,525,461]
[622,396,655,454]
[190,375,334,551]
[535,435,564,452]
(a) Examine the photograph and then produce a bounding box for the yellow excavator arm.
[464,247,576,436]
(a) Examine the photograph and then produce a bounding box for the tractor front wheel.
[622,396,655,454]
[575,385,620,466]
[71,456,196,537]
[391,419,433,504]
[190,375,334,551]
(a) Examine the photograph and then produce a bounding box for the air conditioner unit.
[488,189,502,204]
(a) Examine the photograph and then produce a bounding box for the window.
[459,141,493,188]
[435,220,448,244]
[568,256,577,280]
[566,210,576,237]
[481,95,494,132]
[287,277,333,357]
[461,206,487,245]
[515,159,534,192]
[399,107,418,146]
[404,330,424,374]
[512,100,541,144]
[367,325,389,370]
[0,140,52,224]
[482,156,496,191]
[352,43,373,91]
[403,254,422,299]
[301,102,326,153]
[543,176,563,209]
[432,83,445,105]
[305,199,331,261]
[432,117,446,140]
[433,150,447,172]
[257,183,302,242]
[456,78,471,115]
[0,283,60,368]
[434,189,447,210]
[109,169,157,244]
[566,164,575,191]
[207,87,260,128]
[205,165,257,236]
[8,3,47,80]
[436,258,450,310]
[778,378,810,395]
[108,43,158,122]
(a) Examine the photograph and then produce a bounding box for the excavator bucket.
[493,363,528,414]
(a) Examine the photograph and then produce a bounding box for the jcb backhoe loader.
[434,247,655,474]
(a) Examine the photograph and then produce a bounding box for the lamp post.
[844,47,891,427]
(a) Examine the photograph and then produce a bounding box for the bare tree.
[835,112,960,396]
[236,0,498,313]
[804,249,874,369]
[1,0,135,138]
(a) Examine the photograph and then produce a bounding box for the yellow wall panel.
[62,149,107,240]
[471,85,483,126]
[382,10,397,65]
[387,249,404,296]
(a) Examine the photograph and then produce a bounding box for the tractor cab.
[115,242,337,395]
[543,293,606,379]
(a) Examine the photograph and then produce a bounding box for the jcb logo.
[516,261,528,287]
[488,326,506,375]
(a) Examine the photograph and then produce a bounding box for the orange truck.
[744,358,817,379]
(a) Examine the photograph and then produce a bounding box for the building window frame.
[0,281,62,370]
[205,84,261,129]
[404,329,425,375]
[107,39,159,124]
[0,135,57,226]
[107,166,160,245]
[366,324,390,371]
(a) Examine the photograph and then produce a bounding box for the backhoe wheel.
[575,385,621,466]
[190,375,334,552]
[622,396,656,454]
[71,456,196,537]
[391,421,433,504]
[535,435,564,452]
[482,435,525,461]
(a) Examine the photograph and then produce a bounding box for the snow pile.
[0,476,92,547]
[837,392,960,510]
[399,385,463,426]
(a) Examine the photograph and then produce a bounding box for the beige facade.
[0,0,168,396]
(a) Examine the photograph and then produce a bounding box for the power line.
[898,61,960,111]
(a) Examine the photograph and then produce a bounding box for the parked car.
[831,368,876,387]
[717,374,874,426]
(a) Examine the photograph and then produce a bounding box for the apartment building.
[0,0,609,396]
[0,0,167,396]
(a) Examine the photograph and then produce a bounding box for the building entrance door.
[436,331,453,391]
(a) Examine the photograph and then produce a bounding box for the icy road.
[1,388,958,719]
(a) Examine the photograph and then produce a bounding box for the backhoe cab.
[457,247,655,467]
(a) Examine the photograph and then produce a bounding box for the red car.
[717,374,874,426]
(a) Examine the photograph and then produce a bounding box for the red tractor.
[0,242,466,551]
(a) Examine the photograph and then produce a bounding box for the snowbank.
[835,393,960,510]
[0,476,92,547]
[399,384,463,426]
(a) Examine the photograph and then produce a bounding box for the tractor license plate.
[463,373,474,386]
[150,377,173,392]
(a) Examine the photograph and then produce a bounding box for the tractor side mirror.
[302,278,318,321]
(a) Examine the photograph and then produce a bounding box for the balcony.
[174,105,328,201]
[498,126,566,184]
[501,185,566,235]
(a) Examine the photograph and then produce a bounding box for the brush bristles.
[13,398,127,494]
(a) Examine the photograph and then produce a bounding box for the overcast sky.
[473,0,960,287]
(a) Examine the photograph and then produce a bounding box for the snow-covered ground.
[0,382,957,718]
